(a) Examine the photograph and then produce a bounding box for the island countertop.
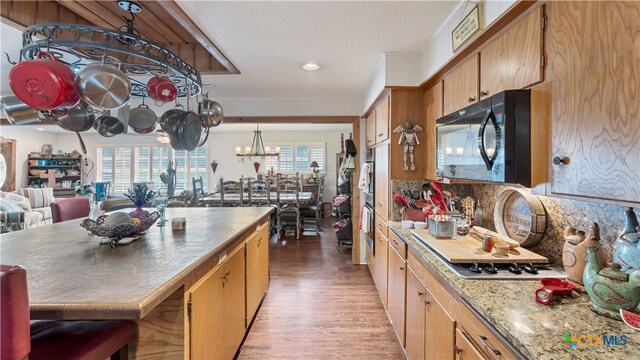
[0,207,273,320]
[388,222,639,360]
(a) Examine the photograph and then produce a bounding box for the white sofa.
[0,188,55,231]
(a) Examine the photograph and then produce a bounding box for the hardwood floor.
[237,220,405,359]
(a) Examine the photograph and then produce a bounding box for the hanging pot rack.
[18,2,202,100]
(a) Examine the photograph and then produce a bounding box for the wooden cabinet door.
[366,111,376,147]
[423,81,443,181]
[374,229,388,307]
[443,53,479,116]
[387,245,406,346]
[374,143,389,220]
[223,247,246,360]
[246,233,261,321]
[376,94,390,143]
[547,1,640,203]
[258,226,269,296]
[479,6,544,99]
[424,286,455,360]
[188,266,225,360]
[455,329,486,360]
[406,267,426,360]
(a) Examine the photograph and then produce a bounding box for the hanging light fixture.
[235,124,280,160]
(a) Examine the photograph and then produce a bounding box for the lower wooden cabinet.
[186,221,270,360]
[246,223,269,321]
[187,246,245,360]
[424,286,455,360]
[387,245,406,346]
[374,228,389,307]
[406,267,426,360]
[455,329,486,360]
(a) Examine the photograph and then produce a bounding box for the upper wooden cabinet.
[423,81,443,181]
[376,94,390,142]
[547,1,640,204]
[479,6,545,99]
[366,110,376,147]
[443,53,479,116]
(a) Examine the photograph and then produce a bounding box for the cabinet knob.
[468,96,476,102]
[455,345,462,355]
[553,156,569,166]
[478,335,501,356]
[400,266,404,271]
[424,299,430,306]
[480,90,488,97]
[417,291,424,298]
[378,133,384,137]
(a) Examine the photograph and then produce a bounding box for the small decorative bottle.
[473,200,483,227]
[89,193,101,220]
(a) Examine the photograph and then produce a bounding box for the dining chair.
[94,181,111,202]
[191,177,206,207]
[220,178,244,207]
[276,178,301,240]
[301,176,324,233]
[51,197,91,223]
[0,264,130,360]
[248,179,270,207]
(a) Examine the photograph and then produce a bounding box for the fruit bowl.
[80,211,160,246]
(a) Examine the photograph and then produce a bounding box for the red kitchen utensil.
[429,181,449,212]
[9,51,80,110]
[393,194,409,208]
[535,278,575,305]
[147,76,177,103]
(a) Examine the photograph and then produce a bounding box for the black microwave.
[435,90,533,186]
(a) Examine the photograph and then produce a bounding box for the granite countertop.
[1,207,273,320]
[388,222,639,360]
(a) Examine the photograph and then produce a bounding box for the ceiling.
[178,0,459,98]
[14,123,353,134]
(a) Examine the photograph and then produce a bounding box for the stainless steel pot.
[74,61,131,110]
[159,104,184,131]
[0,95,41,125]
[198,97,223,127]
[129,104,156,132]
[95,111,126,137]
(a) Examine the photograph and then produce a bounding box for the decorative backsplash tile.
[390,179,638,265]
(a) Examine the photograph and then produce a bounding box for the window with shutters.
[263,144,325,173]
[96,145,207,195]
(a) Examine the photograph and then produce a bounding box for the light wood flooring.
[237,220,405,359]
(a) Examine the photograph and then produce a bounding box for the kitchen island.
[387,222,638,360]
[1,207,273,359]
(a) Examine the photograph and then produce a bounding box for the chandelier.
[235,125,280,159]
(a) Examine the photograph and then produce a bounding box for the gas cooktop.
[411,233,567,280]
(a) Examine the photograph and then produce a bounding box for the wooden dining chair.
[276,178,301,240]
[301,176,324,233]
[248,179,270,207]
[220,178,244,207]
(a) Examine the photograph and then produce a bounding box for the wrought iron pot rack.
[20,23,202,99]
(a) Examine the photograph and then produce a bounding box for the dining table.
[201,191,314,206]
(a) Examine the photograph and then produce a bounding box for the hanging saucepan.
[159,103,184,131]
[147,76,177,103]
[133,124,156,134]
[0,95,41,125]
[43,101,95,155]
[9,51,80,110]
[198,96,224,127]
[129,102,157,132]
[168,113,184,150]
[177,111,203,151]
[74,57,131,110]
[95,111,126,138]
[116,104,130,133]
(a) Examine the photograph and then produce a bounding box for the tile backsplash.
[390,180,638,265]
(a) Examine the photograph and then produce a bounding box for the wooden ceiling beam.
[154,1,240,74]
[224,116,359,124]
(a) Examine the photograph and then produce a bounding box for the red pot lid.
[9,62,77,110]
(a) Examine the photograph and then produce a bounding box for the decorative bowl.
[80,211,160,247]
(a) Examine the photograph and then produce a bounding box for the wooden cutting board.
[411,229,548,264]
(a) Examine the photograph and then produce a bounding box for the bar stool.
[0,265,130,360]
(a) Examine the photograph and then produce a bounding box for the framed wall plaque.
[452,5,483,53]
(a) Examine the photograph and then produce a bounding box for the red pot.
[147,76,177,103]
[9,52,80,110]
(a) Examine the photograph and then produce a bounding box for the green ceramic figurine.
[613,207,640,274]
[584,235,640,320]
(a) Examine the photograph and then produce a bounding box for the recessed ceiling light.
[302,63,320,71]
[36,128,45,131]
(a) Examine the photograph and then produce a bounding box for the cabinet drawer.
[375,214,388,238]
[457,301,523,360]
[389,230,407,259]
[456,328,487,360]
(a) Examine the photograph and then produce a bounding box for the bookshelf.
[27,154,83,198]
